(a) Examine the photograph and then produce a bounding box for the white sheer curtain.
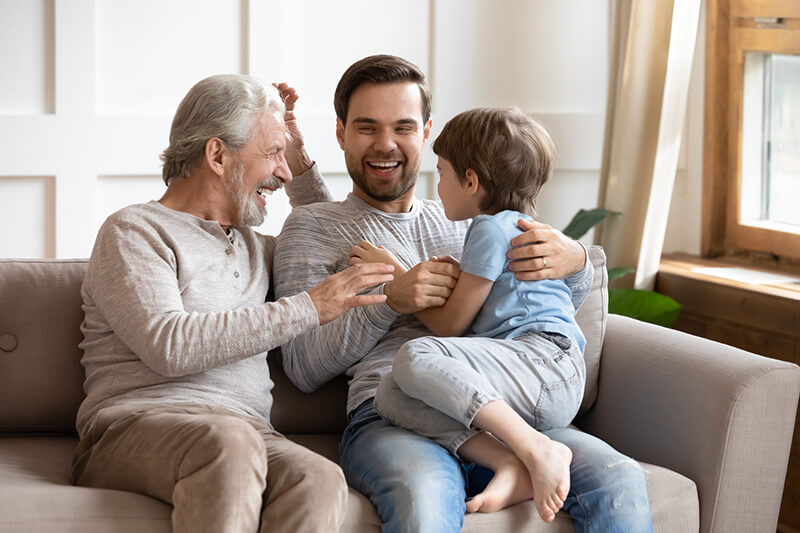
[596,0,701,289]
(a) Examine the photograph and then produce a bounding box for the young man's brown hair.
[433,108,555,216]
[334,54,432,124]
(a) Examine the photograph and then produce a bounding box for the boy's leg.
[546,427,653,533]
[374,371,480,453]
[392,334,584,432]
[72,404,268,533]
[340,400,467,533]
[255,428,348,533]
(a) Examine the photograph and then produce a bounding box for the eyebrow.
[350,117,420,126]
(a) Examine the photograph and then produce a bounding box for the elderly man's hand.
[383,260,460,314]
[273,82,313,177]
[507,219,586,281]
[307,263,395,325]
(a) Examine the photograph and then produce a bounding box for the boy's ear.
[465,169,481,195]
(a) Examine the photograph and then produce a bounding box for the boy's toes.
[466,495,483,513]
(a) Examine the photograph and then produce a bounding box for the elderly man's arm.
[86,216,390,378]
[274,82,333,207]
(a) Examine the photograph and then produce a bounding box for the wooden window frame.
[704,0,800,259]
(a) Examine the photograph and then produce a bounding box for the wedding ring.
[542,257,547,269]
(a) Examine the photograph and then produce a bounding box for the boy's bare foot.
[519,438,572,522]
[465,457,532,513]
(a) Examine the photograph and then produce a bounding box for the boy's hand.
[273,82,313,176]
[349,241,407,273]
[508,219,586,281]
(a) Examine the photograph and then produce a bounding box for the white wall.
[0,0,610,259]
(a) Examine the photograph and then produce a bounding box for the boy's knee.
[393,337,439,383]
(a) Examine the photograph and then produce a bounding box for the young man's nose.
[373,129,398,152]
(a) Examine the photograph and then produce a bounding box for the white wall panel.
[0,0,54,115]
[0,176,55,258]
[95,174,165,232]
[250,0,430,115]
[95,0,242,114]
[433,0,607,118]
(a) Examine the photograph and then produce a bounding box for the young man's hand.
[507,219,586,281]
[383,261,460,314]
[273,82,313,177]
[307,263,394,325]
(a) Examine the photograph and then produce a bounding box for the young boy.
[350,108,587,523]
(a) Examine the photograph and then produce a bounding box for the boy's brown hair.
[432,108,555,216]
[334,54,432,124]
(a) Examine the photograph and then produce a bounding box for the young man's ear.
[336,118,346,150]
[465,169,481,195]
[422,119,433,144]
[204,138,227,177]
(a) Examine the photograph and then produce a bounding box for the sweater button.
[0,334,17,352]
[234,271,240,278]
[225,247,233,255]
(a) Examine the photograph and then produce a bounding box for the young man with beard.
[71,74,395,533]
[274,55,653,532]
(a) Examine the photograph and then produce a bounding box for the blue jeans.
[340,401,653,533]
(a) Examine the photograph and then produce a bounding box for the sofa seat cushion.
[0,434,698,533]
[0,436,171,533]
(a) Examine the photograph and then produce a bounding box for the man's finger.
[514,270,549,282]
[424,261,460,278]
[349,274,394,290]
[508,257,546,272]
[351,294,388,307]
[507,243,551,261]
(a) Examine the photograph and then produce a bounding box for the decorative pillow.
[575,246,609,415]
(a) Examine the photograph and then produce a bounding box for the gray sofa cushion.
[0,260,87,432]
[0,434,698,533]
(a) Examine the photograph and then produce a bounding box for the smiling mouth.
[367,161,401,171]
[256,181,282,200]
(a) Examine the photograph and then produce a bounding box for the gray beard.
[225,161,265,227]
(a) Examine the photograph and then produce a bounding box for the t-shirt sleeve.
[459,217,508,282]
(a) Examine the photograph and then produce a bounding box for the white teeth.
[369,161,400,168]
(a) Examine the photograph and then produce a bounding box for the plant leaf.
[607,267,635,282]
[562,208,621,240]
[608,288,682,328]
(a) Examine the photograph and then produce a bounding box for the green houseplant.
[563,208,682,327]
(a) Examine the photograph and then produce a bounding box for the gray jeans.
[374,332,585,454]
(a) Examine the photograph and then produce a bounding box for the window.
[704,0,800,259]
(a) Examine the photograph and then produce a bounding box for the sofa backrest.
[0,248,607,434]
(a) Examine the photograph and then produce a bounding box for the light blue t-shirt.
[460,210,586,353]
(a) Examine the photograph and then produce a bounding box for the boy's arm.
[415,271,493,337]
[349,242,473,334]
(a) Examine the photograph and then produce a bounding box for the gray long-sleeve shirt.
[274,165,594,416]
[75,172,329,438]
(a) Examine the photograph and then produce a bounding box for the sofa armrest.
[577,314,800,533]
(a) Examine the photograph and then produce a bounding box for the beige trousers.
[72,403,348,533]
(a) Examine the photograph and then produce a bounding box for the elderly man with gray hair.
[70,74,395,533]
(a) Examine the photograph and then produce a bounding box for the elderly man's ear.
[204,138,228,177]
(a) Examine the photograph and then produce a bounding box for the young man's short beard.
[347,163,418,202]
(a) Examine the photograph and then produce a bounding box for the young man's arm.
[508,218,594,310]
[275,207,460,392]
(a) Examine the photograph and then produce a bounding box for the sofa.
[1,253,798,533]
